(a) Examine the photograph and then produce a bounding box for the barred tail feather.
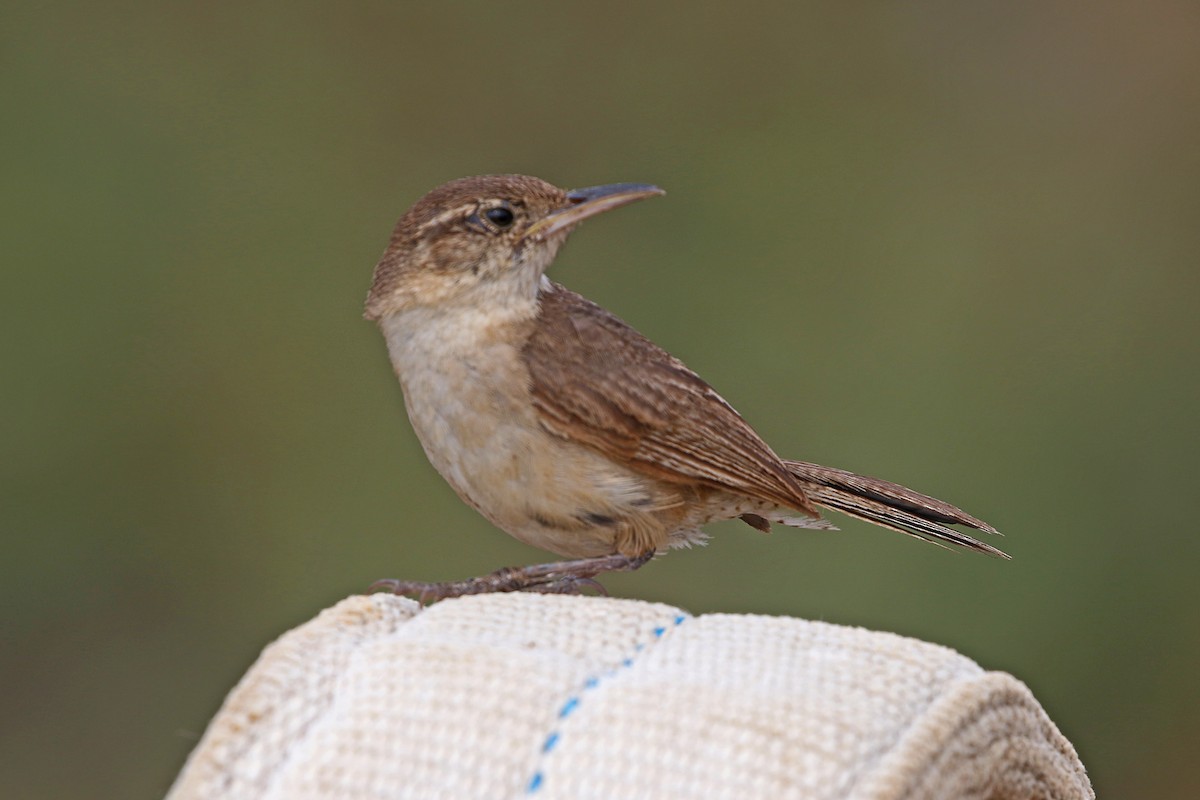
[784,460,1009,559]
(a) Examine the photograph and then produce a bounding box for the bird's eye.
[484,206,515,228]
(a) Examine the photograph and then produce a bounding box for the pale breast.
[379,305,677,557]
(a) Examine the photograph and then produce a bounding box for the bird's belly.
[398,354,669,557]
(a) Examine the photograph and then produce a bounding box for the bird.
[364,174,1005,600]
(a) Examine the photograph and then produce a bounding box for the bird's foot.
[368,552,652,605]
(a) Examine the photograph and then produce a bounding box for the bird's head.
[364,174,662,320]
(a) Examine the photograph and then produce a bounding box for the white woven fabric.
[168,593,1092,800]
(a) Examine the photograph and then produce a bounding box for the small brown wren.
[365,175,1004,600]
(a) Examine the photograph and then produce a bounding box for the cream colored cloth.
[168,593,1092,800]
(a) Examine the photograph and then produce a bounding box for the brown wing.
[522,283,819,516]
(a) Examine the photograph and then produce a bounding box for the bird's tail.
[782,460,1009,558]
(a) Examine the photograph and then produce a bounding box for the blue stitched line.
[526,613,688,794]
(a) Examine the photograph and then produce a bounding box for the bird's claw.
[367,552,650,604]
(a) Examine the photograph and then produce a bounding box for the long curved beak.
[524,182,664,241]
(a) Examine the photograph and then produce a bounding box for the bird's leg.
[369,551,654,604]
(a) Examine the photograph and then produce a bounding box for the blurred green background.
[4,1,1198,797]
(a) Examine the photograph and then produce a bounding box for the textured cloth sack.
[168,593,1092,799]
